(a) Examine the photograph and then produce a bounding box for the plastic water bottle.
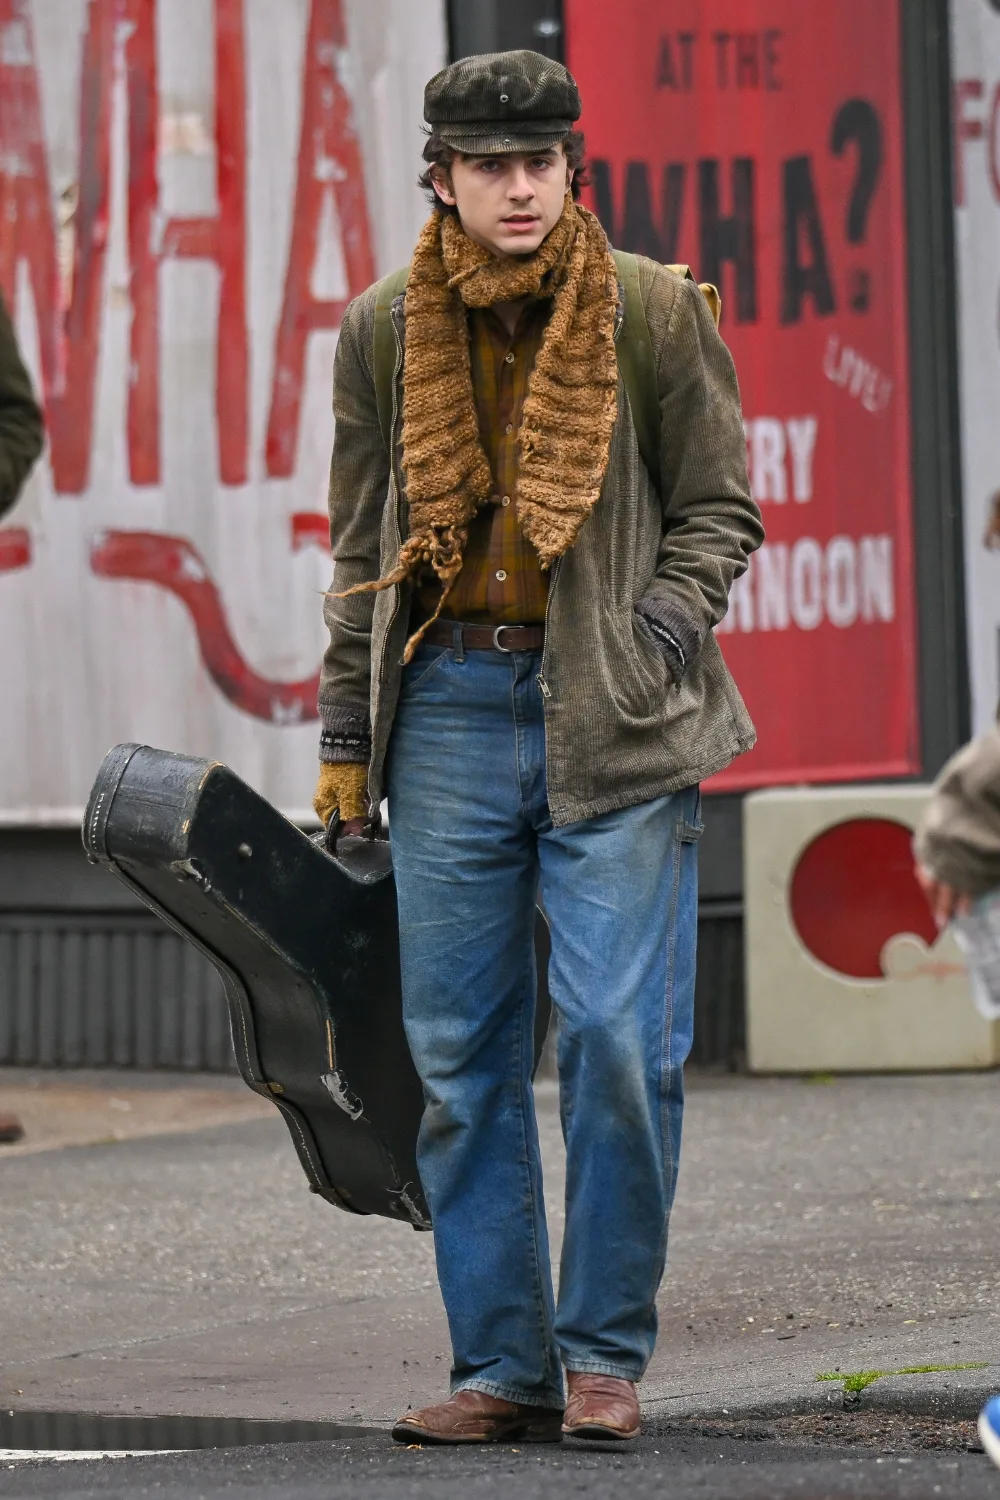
[952,887,1000,1020]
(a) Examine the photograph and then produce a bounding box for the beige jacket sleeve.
[914,711,1000,897]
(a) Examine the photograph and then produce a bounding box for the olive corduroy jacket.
[318,254,764,827]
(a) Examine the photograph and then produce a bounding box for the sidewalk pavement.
[0,1069,273,1158]
[0,1067,997,1428]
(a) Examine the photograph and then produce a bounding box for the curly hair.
[418,128,588,214]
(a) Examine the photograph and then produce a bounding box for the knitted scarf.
[339,193,619,659]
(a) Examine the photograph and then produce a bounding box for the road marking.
[0,1450,184,1464]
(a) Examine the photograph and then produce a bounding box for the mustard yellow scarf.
[340,193,619,658]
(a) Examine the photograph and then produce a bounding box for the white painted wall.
[0,0,445,820]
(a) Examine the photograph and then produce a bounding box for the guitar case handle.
[321,807,386,858]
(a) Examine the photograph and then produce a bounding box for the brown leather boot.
[0,1114,24,1145]
[561,1371,641,1440]
[392,1389,564,1445]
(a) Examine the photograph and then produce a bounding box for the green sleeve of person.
[0,290,45,519]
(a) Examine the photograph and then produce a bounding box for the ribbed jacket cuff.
[318,704,372,765]
[634,594,701,683]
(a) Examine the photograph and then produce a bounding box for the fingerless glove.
[313,762,368,827]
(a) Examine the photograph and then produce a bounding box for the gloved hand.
[313,762,368,829]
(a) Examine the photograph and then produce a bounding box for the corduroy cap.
[424,50,581,156]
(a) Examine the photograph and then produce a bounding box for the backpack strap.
[611,249,662,496]
[373,265,410,454]
[610,252,723,497]
[374,254,721,484]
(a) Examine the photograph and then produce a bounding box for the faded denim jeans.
[385,640,701,1408]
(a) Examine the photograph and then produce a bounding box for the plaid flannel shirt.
[415,299,550,626]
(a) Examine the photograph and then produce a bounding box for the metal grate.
[0,908,745,1073]
[0,914,235,1071]
[692,908,745,1070]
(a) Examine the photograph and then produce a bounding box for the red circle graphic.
[789,817,938,979]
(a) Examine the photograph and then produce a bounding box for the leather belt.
[422,620,545,653]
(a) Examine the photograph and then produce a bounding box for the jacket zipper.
[537,556,561,700]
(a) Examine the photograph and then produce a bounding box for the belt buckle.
[492,625,517,653]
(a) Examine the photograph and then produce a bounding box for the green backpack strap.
[375,254,712,486]
[611,249,662,496]
[373,265,410,455]
[610,251,722,496]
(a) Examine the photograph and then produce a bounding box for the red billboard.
[566,1,919,789]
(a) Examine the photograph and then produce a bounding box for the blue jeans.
[385,640,701,1408]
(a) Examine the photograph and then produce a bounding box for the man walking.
[314,51,763,1444]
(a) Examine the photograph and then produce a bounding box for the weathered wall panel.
[0,0,446,819]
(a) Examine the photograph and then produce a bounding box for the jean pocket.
[400,645,451,691]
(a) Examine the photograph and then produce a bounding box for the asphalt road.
[3,1069,1000,1497]
[3,1073,998,1425]
[1,1423,996,1500]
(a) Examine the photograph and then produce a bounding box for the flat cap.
[424,50,581,156]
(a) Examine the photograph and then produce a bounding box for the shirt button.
[505,352,515,364]
[496,569,507,582]
[501,495,511,506]
[505,423,514,435]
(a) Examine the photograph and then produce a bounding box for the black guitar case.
[82,743,431,1227]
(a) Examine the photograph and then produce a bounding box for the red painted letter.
[124,0,248,486]
[265,0,376,478]
[953,77,984,207]
[0,0,114,494]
